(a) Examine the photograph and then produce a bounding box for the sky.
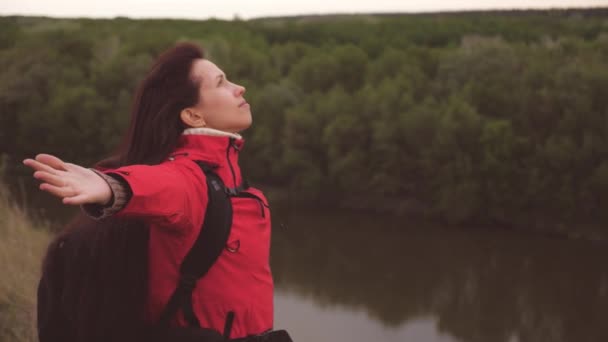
[1,0,607,20]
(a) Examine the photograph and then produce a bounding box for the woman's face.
[188,59,252,133]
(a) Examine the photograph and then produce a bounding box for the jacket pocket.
[233,187,269,218]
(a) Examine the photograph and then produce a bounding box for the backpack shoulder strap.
[157,161,233,328]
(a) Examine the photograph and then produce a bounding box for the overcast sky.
[1,0,607,20]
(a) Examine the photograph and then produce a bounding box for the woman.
[24,42,290,342]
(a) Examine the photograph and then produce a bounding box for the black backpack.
[37,161,237,342]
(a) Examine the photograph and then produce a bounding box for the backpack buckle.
[225,188,238,196]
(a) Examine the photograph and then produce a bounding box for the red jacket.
[102,131,273,338]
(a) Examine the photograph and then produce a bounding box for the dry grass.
[0,181,51,342]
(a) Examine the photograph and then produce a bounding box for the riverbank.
[262,184,608,244]
[0,181,50,341]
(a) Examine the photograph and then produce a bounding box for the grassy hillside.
[0,182,50,341]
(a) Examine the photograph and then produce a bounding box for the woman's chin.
[232,118,253,133]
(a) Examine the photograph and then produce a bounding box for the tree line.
[1,9,608,231]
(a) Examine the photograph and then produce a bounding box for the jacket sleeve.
[90,160,208,231]
[81,170,132,220]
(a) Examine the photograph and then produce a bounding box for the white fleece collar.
[182,127,242,139]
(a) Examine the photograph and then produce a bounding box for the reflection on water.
[275,289,459,342]
[270,209,608,342]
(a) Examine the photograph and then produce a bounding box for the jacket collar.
[170,127,245,166]
[182,127,242,139]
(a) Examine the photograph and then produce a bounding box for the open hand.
[23,154,112,206]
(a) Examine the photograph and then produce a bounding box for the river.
[270,209,608,342]
[10,179,608,342]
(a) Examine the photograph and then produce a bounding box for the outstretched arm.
[23,153,208,230]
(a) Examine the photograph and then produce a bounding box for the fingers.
[35,154,68,172]
[39,183,75,199]
[33,171,65,187]
[23,153,67,173]
[23,158,62,175]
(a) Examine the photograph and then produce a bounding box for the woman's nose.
[235,84,246,96]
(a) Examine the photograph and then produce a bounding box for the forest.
[1,8,608,232]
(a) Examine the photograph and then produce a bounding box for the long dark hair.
[37,42,205,342]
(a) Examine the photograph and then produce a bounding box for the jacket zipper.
[225,138,267,217]
[226,138,237,188]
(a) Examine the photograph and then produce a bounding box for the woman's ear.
[180,108,206,128]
